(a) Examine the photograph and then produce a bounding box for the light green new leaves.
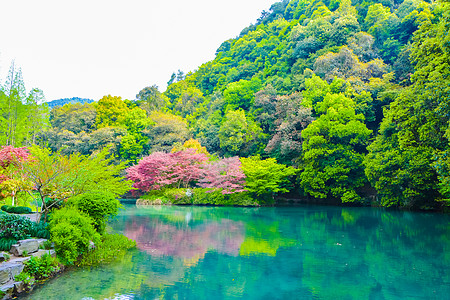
[240,155,297,196]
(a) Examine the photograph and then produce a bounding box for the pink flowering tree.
[197,157,246,194]
[0,146,31,205]
[127,149,209,191]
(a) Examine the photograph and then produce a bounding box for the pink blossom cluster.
[197,157,246,194]
[126,150,246,194]
[126,149,209,191]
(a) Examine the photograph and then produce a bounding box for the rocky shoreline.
[0,238,56,299]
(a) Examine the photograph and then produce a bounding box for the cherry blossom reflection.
[124,214,245,262]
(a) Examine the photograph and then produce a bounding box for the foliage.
[21,253,61,281]
[161,188,192,205]
[16,145,132,219]
[0,145,31,203]
[144,111,190,153]
[30,220,50,239]
[67,192,121,234]
[78,233,136,266]
[240,155,297,196]
[95,95,130,129]
[127,149,209,191]
[0,62,49,148]
[0,205,32,214]
[49,206,100,265]
[364,0,450,209]
[192,188,257,206]
[218,109,264,156]
[197,157,246,194]
[171,139,210,156]
[0,213,34,240]
[0,237,17,251]
[12,0,448,209]
[300,91,371,203]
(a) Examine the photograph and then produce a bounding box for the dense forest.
[1,0,449,210]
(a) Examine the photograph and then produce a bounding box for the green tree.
[144,111,190,152]
[240,155,297,198]
[136,85,167,113]
[300,92,371,203]
[218,109,263,156]
[95,95,130,128]
[0,62,28,147]
[365,0,450,209]
[15,146,132,219]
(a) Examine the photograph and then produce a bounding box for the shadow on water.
[22,204,450,300]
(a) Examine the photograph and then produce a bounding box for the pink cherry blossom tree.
[197,157,246,194]
[126,149,209,191]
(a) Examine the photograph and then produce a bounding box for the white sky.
[0,0,276,102]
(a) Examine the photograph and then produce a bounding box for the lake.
[23,204,450,299]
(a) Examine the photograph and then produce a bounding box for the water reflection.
[23,205,450,300]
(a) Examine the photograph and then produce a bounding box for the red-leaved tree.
[197,157,246,194]
[0,146,30,205]
[127,149,209,191]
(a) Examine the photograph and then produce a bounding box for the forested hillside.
[1,0,449,210]
[47,97,94,109]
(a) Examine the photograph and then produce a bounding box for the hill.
[47,97,94,109]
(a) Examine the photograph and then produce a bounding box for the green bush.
[193,189,258,206]
[1,205,32,214]
[141,188,192,205]
[67,192,121,234]
[30,221,50,239]
[49,207,100,265]
[15,272,35,287]
[44,198,63,210]
[22,253,61,280]
[0,214,34,240]
[193,188,226,205]
[229,192,262,206]
[0,238,18,251]
[163,188,192,204]
[15,254,61,288]
[79,233,136,266]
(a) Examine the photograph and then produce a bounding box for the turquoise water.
[23,205,450,299]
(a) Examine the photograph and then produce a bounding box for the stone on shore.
[10,239,39,256]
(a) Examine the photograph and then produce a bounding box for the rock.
[13,280,26,294]
[0,267,10,285]
[10,239,39,256]
[0,253,5,263]
[30,249,55,258]
[89,241,96,250]
[0,263,23,284]
[36,239,48,249]
[0,282,15,299]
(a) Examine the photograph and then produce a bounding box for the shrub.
[15,272,35,287]
[79,233,136,266]
[193,188,226,205]
[1,205,32,214]
[67,192,121,234]
[44,198,63,210]
[30,221,50,239]
[49,207,100,265]
[15,254,61,288]
[193,189,258,206]
[163,188,192,204]
[141,188,192,205]
[22,254,61,280]
[0,238,18,251]
[0,214,34,240]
